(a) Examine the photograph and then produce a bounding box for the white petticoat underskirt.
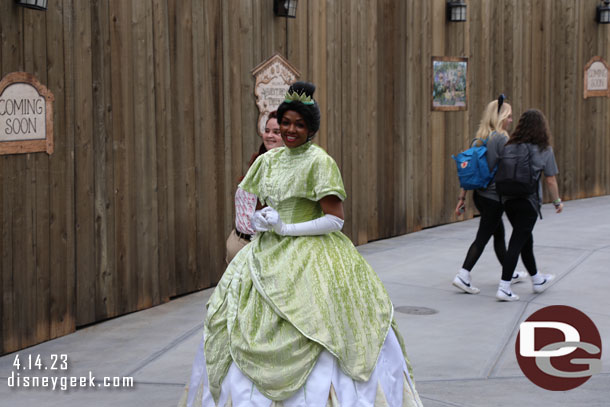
[179,329,422,407]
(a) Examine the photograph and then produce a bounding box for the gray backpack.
[495,143,539,196]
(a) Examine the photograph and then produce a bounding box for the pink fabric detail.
[234,187,257,235]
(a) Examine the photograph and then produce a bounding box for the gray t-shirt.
[476,132,509,202]
[501,143,559,212]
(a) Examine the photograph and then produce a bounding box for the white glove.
[259,207,285,235]
[261,207,344,236]
[251,209,272,232]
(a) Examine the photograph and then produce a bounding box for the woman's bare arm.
[319,195,345,220]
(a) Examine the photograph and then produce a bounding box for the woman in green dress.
[181,82,423,407]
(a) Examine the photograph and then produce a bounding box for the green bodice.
[239,142,347,211]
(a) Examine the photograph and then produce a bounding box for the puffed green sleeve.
[308,154,347,201]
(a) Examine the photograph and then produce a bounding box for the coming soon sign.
[584,57,610,99]
[0,72,54,155]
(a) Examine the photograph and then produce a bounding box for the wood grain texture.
[2,3,24,353]
[49,0,76,342]
[25,4,51,349]
[73,0,95,326]
[152,0,175,301]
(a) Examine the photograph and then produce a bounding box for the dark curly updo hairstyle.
[507,109,552,151]
[277,81,321,140]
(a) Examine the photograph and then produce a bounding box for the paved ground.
[1,195,608,406]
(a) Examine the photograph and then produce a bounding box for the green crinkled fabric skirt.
[202,229,418,403]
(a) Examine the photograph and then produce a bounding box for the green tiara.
[284,90,315,105]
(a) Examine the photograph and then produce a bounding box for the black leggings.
[462,192,506,271]
[501,198,538,281]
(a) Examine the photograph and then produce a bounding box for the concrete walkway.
[1,195,609,406]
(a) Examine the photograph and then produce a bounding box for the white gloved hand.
[260,207,286,235]
[251,209,272,232]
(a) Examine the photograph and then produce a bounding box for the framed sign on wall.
[252,53,300,137]
[432,56,468,111]
[0,72,54,155]
[584,56,609,99]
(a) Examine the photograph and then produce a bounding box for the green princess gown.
[180,141,423,407]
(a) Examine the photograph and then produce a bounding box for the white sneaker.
[511,270,529,285]
[533,273,556,293]
[452,274,480,294]
[496,288,520,302]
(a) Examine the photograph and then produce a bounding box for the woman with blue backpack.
[452,95,527,295]
[493,109,563,301]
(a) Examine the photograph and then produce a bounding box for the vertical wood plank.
[531,0,545,109]
[225,0,242,206]
[579,0,593,198]
[132,0,159,308]
[152,0,175,299]
[25,4,51,347]
[287,0,309,79]
[91,0,117,321]
[502,0,514,101]
[405,0,420,233]
[73,0,95,326]
[428,0,445,228]
[221,0,234,244]
[192,0,212,290]
[464,0,484,219]
[310,1,328,150]
[1,0,23,354]
[13,153,29,350]
[365,0,379,241]
[21,10,38,350]
[553,0,578,200]
[48,0,76,340]
[521,0,533,108]
[353,0,366,244]
[377,0,394,238]
[172,0,198,294]
[419,0,432,230]
[110,0,137,315]
[203,0,227,284]
[395,0,408,237]
[326,0,342,166]
[145,1,161,305]
[340,0,354,239]
[239,1,258,172]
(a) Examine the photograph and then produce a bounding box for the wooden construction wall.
[1,0,609,354]
[377,0,610,235]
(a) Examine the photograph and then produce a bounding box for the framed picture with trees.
[432,57,468,111]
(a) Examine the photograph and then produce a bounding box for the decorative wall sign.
[432,56,468,111]
[584,57,609,99]
[0,72,54,155]
[252,53,300,136]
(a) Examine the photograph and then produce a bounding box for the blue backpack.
[452,138,496,190]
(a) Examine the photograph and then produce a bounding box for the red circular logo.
[515,305,602,391]
[460,161,468,169]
